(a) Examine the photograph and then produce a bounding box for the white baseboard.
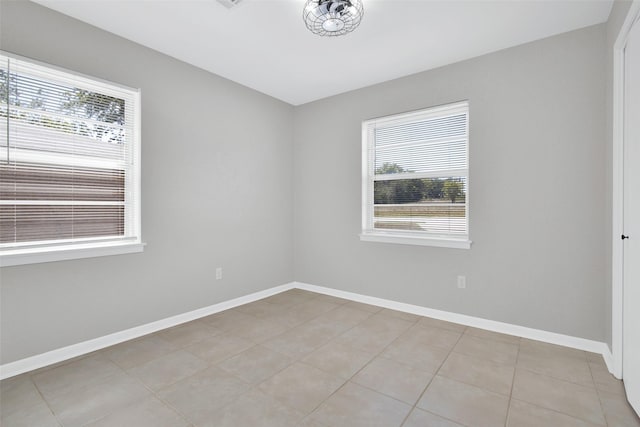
[0,283,295,380]
[294,282,614,369]
[603,347,616,377]
[1,280,615,380]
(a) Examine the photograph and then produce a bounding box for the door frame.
[612,0,640,380]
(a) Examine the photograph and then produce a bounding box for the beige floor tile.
[104,334,176,370]
[287,288,321,298]
[416,317,467,333]
[27,354,92,377]
[337,314,414,353]
[310,305,373,331]
[262,290,317,308]
[302,340,375,379]
[507,399,603,427]
[517,349,594,387]
[352,357,432,404]
[453,334,519,365]
[307,381,411,427]
[380,335,451,373]
[0,374,47,419]
[45,373,149,427]
[293,298,343,316]
[157,320,221,348]
[198,388,305,427]
[586,351,607,366]
[439,351,514,396]
[311,294,350,306]
[184,332,254,363]
[398,324,462,351]
[262,320,343,359]
[234,299,285,318]
[403,408,465,427]
[520,339,587,361]
[590,363,626,396]
[200,309,259,332]
[298,416,330,427]
[0,400,60,427]
[378,308,421,322]
[258,362,345,415]
[228,316,290,343]
[84,396,189,427]
[511,369,606,425]
[417,376,509,427]
[598,389,640,427]
[464,327,520,344]
[217,345,293,384]
[157,366,250,425]
[127,350,207,391]
[269,299,340,329]
[32,354,123,399]
[343,301,383,313]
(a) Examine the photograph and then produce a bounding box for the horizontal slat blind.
[364,102,469,238]
[374,112,467,175]
[0,205,125,243]
[375,138,466,176]
[0,53,139,249]
[0,163,125,201]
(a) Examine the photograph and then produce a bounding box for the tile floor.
[1,289,639,427]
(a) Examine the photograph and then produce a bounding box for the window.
[361,101,470,249]
[0,52,142,266]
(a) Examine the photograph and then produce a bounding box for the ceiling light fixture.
[303,0,364,37]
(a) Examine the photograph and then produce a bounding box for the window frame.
[360,101,472,249]
[0,51,143,267]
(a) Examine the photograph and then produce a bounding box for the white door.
[623,12,640,416]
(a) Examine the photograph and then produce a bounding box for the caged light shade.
[303,0,364,37]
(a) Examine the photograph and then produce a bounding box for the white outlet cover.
[457,276,466,288]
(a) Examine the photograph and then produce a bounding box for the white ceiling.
[33,0,613,105]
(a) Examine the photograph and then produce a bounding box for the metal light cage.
[303,0,364,37]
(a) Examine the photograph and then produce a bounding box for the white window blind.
[0,53,141,253]
[361,101,470,248]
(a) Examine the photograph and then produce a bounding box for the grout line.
[26,375,66,427]
[504,338,522,427]
[4,293,404,426]
[174,292,375,423]
[510,345,612,426]
[119,359,192,425]
[150,379,200,426]
[588,357,611,427]
[32,365,154,427]
[253,308,384,417]
[399,325,469,427]
[510,397,613,427]
[263,305,420,423]
[99,298,313,426]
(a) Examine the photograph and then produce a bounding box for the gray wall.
[0,1,294,364]
[293,24,607,341]
[604,0,633,351]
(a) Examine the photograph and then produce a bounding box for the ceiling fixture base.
[303,0,364,37]
[216,0,242,9]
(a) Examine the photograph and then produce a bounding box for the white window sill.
[0,241,146,267]
[359,232,472,249]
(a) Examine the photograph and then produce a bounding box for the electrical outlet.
[216,267,222,280]
[457,275,466,289]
